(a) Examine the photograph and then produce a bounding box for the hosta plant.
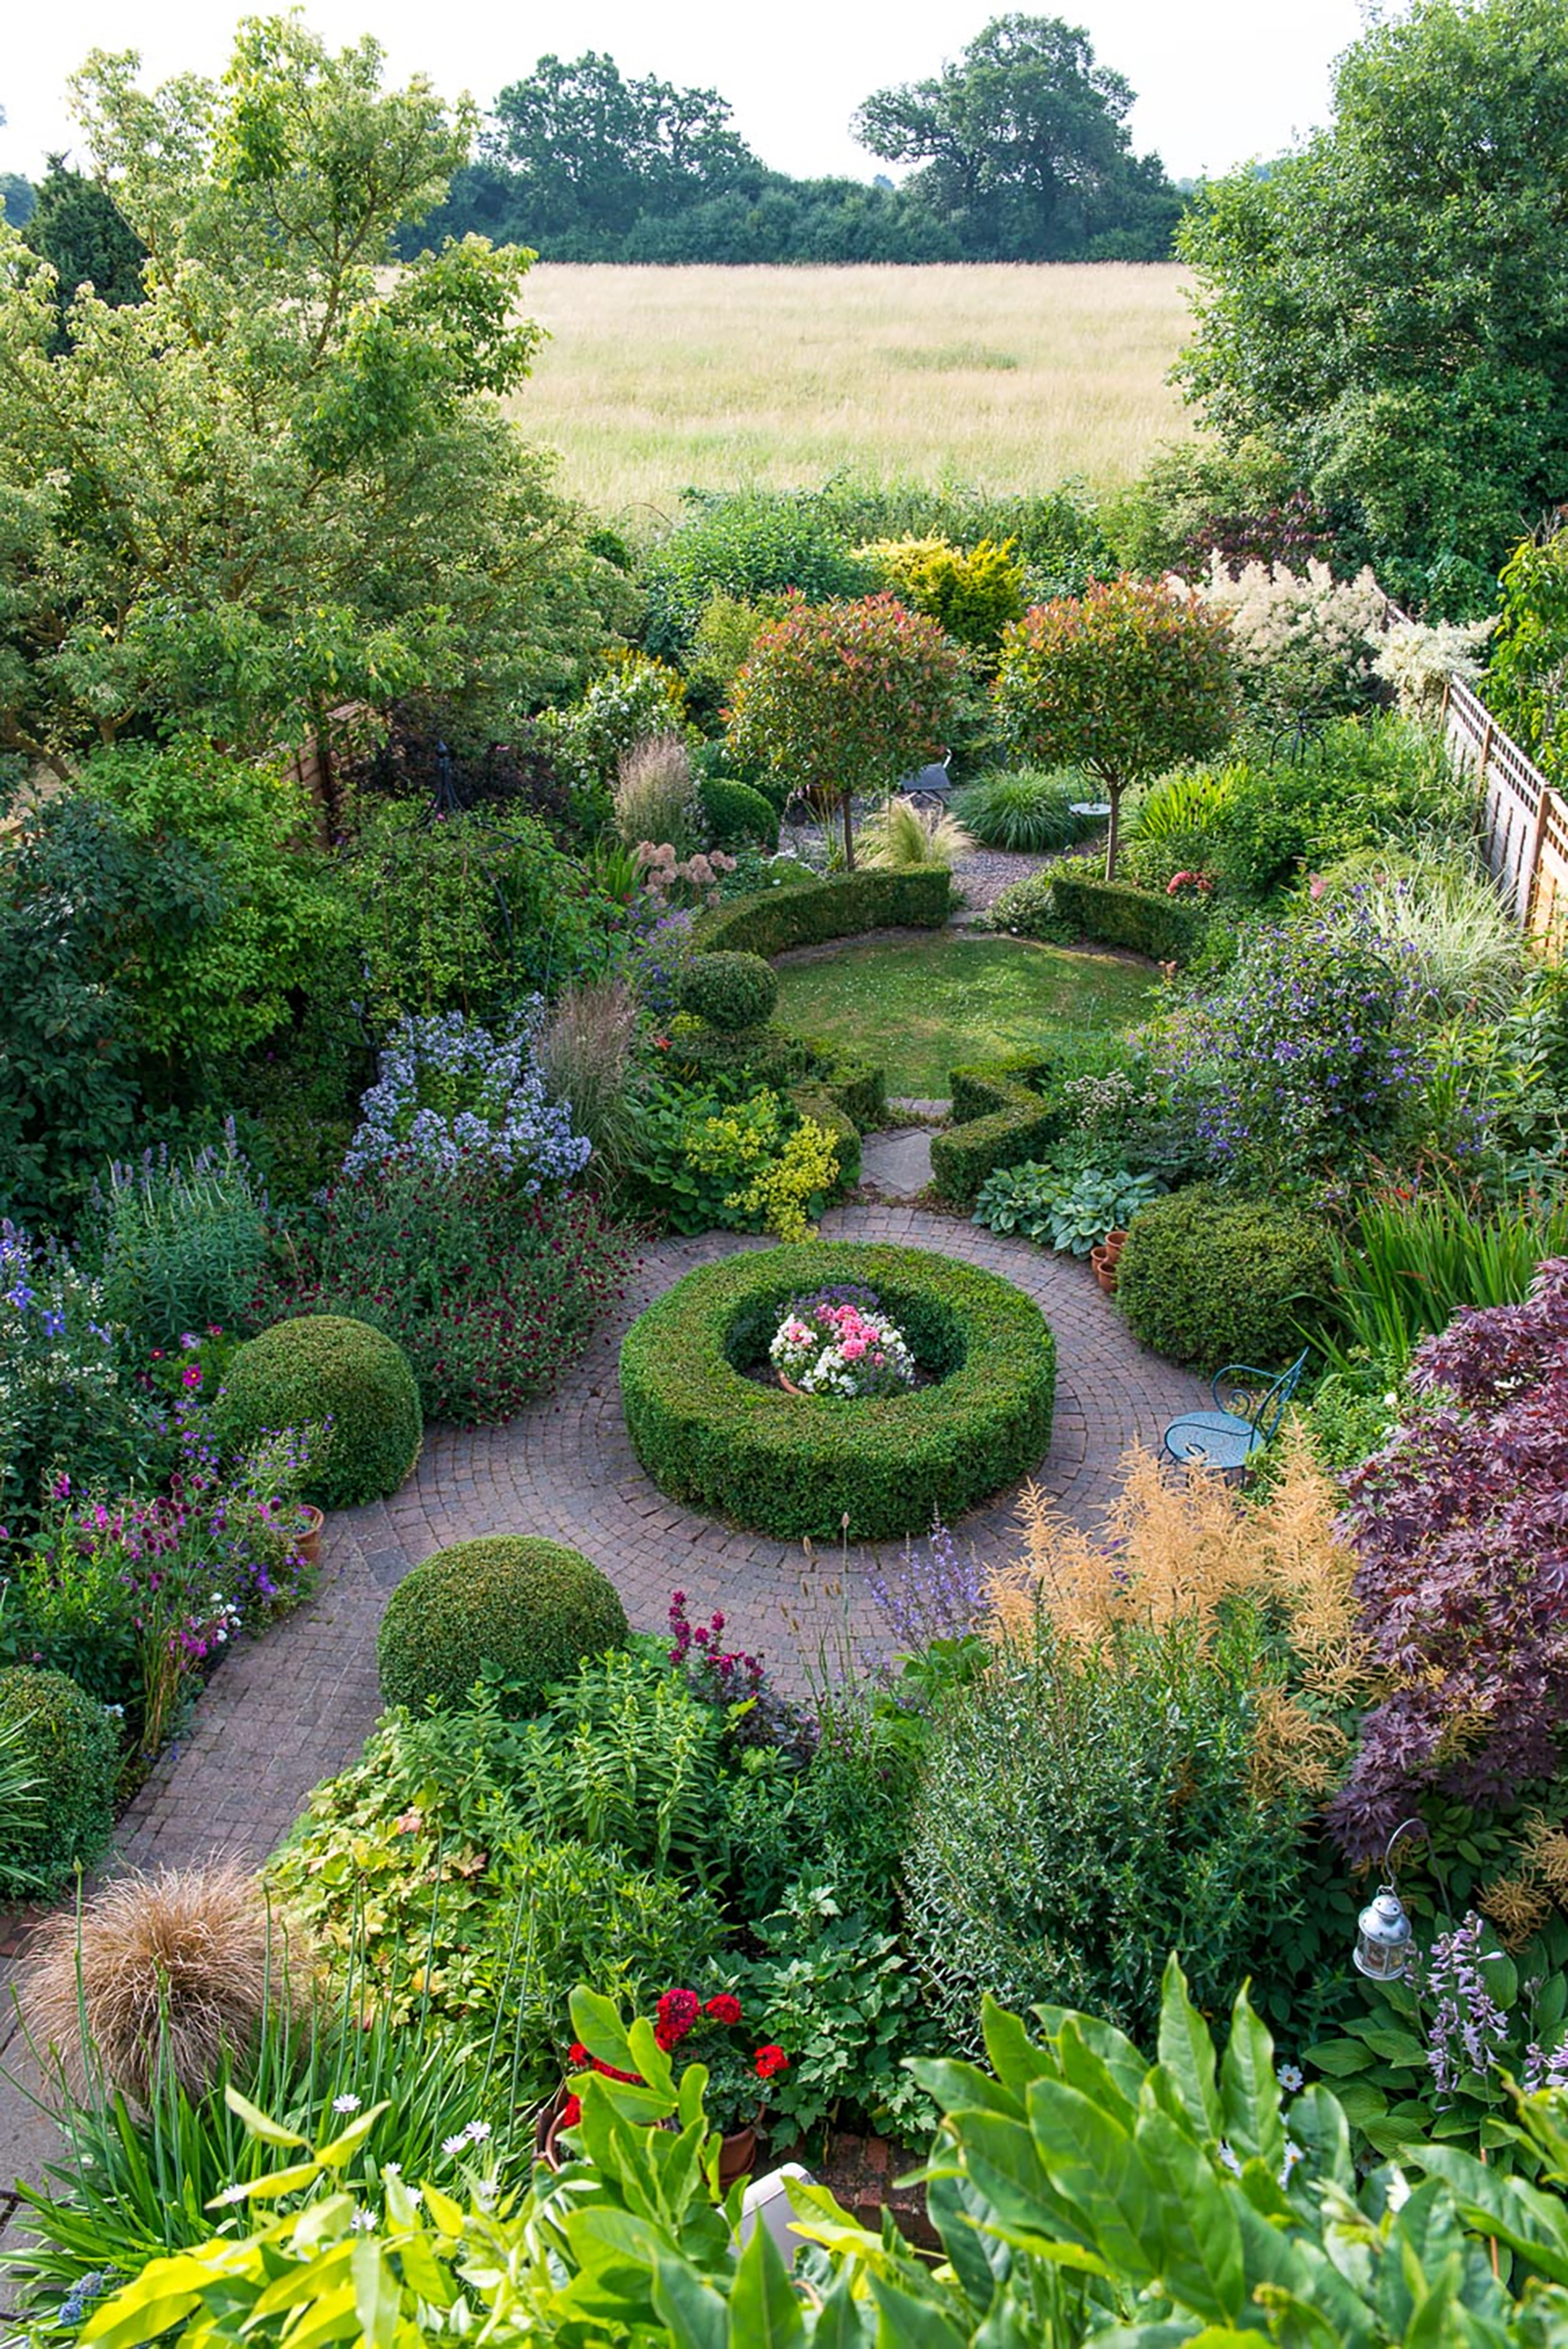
[973,1156,1161,1255]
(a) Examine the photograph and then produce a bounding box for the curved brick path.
[112,1205,1204,1875]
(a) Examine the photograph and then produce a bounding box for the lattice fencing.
[1443,675,1568,957]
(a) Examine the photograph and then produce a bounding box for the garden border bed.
[620,1240,1056,1541]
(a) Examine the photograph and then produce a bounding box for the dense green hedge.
[217,1314,422,1509]
[621,1241,1055,1541]
[676,952,778,1032]
[692,868,951,957]
[931,1057,1066,1205]
[1049,876,1201,963]
[698,775,779,852]
[667,1022,886,1132]
[0,1666,118,1895]
[1116,1185,1335,1369]
[378,1537,628,1716]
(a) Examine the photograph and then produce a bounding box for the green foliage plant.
[696,774,779,852]
[992,575,1237,877]
[692,865,951,954]
[856,534,1028,657]
[620,1239,1056,1540]
[1322,1181,1568,1376]
[1315,847,1526,1020]
[1128,761,1240,846]
[217,1314,421,1509]
[88,1127,269,1352]
[1046,872,1203,961]
[1116,1184,1334,1368]
[725,592,961,866]
[640,490,873,657]
[376,1536,628,1716]
[952,766,1089,852]
[1489,525,1568,782]
[675,952,778,1033]
[61,1958,1568,2348]
[0,1667,117,1895]
[0,1221,154,1545]
[856,794,975,872]
[974,1156,1161,1254]
[0,1704,43,1900]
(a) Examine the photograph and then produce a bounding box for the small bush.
[1116,1185,1333,1368]
[1049,875,1201,962]
[377,1537,628,1716]
[23,1862,294,2106]
[89,1127,269,1353]
[217,1314,421,1509]
[697,776,779,852]
[676,952,779,1034]
[953,768,1088,852]
[0,1668,117,1895]
[693,868,950,956]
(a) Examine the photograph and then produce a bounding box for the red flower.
[753,2045,790,2081]
[656,1987,701,2043]
[568,2043,590,2068]
[559,2094,582,2129]
[705,1994,743,2026]
[654,2020,683,2051]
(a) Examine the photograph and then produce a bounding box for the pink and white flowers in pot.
[767,1282,916,1399]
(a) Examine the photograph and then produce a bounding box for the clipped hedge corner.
[621,1241,1055,1542]
[378,1536,628,1716]
[692,868,951,958]
[1049,876,1201,964]
[931,1056,1065,1206]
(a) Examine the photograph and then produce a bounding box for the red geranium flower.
[559,2094,582,2129]
[656,1987,701,2042]
[568,2042,590,2068]
[705,1993,743,2025]
[753,2045,790,2081]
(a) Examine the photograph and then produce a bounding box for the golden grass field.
[505,263,1195,523]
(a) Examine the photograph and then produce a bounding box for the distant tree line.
[404,17,1183,265]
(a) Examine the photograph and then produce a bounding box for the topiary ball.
[377,1536,628,1716]
[677,950,778,1033]
[1116,1185,1333,1369]
[217,1314,422,1509]
[698,775,780,852]
[0,1667,118,1897]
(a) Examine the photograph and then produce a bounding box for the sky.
[1,0,1369,188]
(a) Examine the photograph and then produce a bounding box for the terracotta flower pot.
[1103,1229,1130,1260]
[1091,1251,1119,1296]
[536,2083,762,2188]
[295,1504,325,1570]
[776,1371,806,1397]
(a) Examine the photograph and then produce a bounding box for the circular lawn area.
[772,932,1155,1100]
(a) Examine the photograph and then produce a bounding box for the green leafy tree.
[0,18,606,768]
[1177,0,1568,612]
[853,14,1181,261]
[725,593,961,867]
[992,576,1236,877]
[22,155,145,345]
[1488,525,1568,784]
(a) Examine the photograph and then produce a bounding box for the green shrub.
[1117,1185,1334,1368]
[0,1667,118,1895]
[952,768,1089,852]
[664,1024,886,1132]
[901,1614,1310,2050]
[89,1128,268,1351]
[789,1086,860,1190]
[931,1058,1065,1204]
[692,868,950,956]
[984,864,1070,942]
[377,1537,628,1716]
[697,775,779,852]
[1049,875,1202,962]
[217,1314,421,1508]
[675,951,779,1033]
[639,492,873,657]
[620,1241,1055,1541]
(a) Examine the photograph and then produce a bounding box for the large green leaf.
[1023,2081,1161,2283]
[1219,1989,1284,2173]
[728,2223,807,2348]
[1413,2147,1568,2285]
[1132,2106,1246,2325]
[1155,1957,1222,2140]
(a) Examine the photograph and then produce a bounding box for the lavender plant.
[344,1009,591,1189]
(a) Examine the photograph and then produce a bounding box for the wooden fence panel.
[1444,675,1567,952]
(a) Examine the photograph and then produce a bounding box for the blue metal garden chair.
[1162,1352,1309,1476]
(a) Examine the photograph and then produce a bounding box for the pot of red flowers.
[538,1989,790,2189]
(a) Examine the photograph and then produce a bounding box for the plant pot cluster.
[1090,1228,1130,1295]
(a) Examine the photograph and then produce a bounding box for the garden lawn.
[773,935,1155,1100]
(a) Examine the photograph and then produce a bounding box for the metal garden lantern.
[1353,1818,1424,1981]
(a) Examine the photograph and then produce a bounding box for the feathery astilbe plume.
[1480,1811,1568,1949]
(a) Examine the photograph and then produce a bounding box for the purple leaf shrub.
[1327,1257,1568,1865]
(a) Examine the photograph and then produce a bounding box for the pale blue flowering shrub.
[344,1009,591,1188]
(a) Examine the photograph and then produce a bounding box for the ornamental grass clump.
[613,735,703,857]
[23,1863,299,2107]
[1326,1256,1568,1867]
[344,1008,590,1190]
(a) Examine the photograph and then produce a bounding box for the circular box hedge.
[620,1241,1056,1542]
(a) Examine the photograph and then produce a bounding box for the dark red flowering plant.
[1327,1257,1568,1866]
[559,1986,789,2136]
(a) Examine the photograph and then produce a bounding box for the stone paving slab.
[0,1208,1205,2204]
[856,1130,935,1197]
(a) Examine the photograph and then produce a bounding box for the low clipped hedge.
[667,1022,886,1133]
[931,1056,1066,1205]
[621,1241,1055,1542]
[378,1536,628,1716]
[217,1314,422,1509]
[0,1666,118,1895]
[1049,876,1201,964]
[693,868,951,957]
[1116,1185,1334,1369]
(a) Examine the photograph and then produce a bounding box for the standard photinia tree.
[724,592,960,866]
[992,576,1236,879]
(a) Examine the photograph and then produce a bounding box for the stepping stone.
[858,1128,934,1198]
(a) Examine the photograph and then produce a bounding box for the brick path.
[0,1208,1202,2202]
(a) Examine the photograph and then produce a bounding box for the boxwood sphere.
[677,951,779,1033]
[621,1241,1056,1542]
[218,1314,422,1509]
[378,1537,628,1716]
[0,1667,118,1892]
[1116,1185,1334,1369]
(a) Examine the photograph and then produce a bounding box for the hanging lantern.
[1353,1819,1424,1981]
